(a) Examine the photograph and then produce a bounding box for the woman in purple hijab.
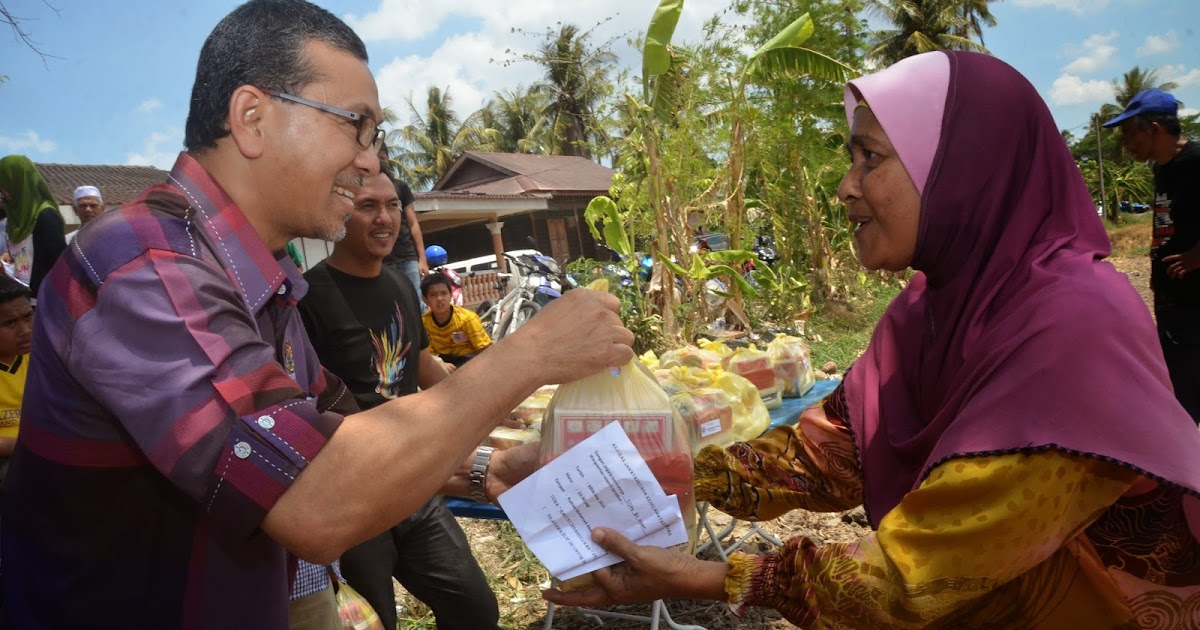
[545,51,1200,628]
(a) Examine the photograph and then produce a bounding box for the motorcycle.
[476,252,576,339]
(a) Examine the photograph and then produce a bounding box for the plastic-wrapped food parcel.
[539,358,698,589]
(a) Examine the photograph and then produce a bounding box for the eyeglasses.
[262,88,384,150]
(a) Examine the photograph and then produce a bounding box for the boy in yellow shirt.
[420,273,491,367]
[0,275,33,481]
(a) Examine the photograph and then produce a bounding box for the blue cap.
[1102,88,1178,128]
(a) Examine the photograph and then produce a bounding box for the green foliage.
[583,195,632,258]
[527,23,618,158]
[388,86,489,190]
[742,13,853,85]
[566,257,667,354]
[644,0,684,79]
[865,0,994,65]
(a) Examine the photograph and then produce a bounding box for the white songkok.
[73,185,102,203]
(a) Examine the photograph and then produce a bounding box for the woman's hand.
[542,528,729,607]
[485,442,540,501]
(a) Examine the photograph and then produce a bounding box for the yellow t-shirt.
[0,355,27,439]
[422,307,492,357]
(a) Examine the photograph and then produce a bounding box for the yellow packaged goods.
[659,345,722,370]
[512,386,556,426]
[639,350,661,371]
[696,338,733,361]
[335,581,384,630]
[766,334,815,398]
[671,387,733,450]
[723,346,783,410]
[485,426,541,450]
[713,371,771,444]
[540,359,697,589]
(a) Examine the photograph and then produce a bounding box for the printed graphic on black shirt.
[371,302,412,400]
[1152,191,1174,254]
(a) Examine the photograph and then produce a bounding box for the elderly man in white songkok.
[68,185,104,243]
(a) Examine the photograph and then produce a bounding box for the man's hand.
[485,441,540,501]
[504,289,634,384]
[418,259,430,277]
[1164,250,1200,279]
[541,528,727,607]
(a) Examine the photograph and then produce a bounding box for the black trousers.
[339,496,499,630]
[1161,336,1200,425]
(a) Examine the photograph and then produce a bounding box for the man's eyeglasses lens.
[264,88,382,150]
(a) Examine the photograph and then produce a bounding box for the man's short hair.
[184,0,369,152]
[0,275,31,307]
[1134,113,1182,138]
[420,272,453,297]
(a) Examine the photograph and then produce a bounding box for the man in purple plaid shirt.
[0,1,634,628]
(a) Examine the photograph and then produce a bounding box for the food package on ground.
[639,350,661,371]
[511,384,558,426]
[696,338,734,362]
[654,368,689,397]
[659,345,723,370]
[540,359,697,590]
[485,425,541,450]
[671,387,734,450]
[713,371,771,444]
[766,334,815,398]
[723,346,783,410]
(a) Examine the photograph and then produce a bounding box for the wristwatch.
[470,446,495,503]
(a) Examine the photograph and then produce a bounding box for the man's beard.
[310,216,348,243]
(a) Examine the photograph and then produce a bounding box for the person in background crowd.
[421,272,492,367]
[67,185,105,244]
[0,274,33,483]
[0,1,632,627]
[383,178,428,301]
[545,50,1200,629]
[1105,88,1200,424]
[378,148,428,300]
[299,170,500,629]
[284,240,307,269]
[0,155,67,300]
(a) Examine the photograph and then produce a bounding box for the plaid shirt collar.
[165,152,307,312]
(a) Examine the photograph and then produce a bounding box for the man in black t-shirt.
[1107,88,1200,422]
[299,172,500,629]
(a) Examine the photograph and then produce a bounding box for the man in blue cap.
[1105,88,1200,423]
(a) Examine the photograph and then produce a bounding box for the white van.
[440,249,543,276]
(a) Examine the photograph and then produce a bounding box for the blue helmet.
[425,245,448,266]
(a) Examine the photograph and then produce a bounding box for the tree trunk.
[645,129,677,341]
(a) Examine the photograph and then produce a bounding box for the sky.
[0,0,1196,170]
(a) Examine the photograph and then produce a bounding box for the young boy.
[0,275,33,481]
[420,272,492,366]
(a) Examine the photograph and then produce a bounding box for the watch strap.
[470,446,495,503]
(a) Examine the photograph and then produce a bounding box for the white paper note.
[497,421,688,580]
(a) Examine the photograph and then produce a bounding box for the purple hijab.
[842,51,1200,528]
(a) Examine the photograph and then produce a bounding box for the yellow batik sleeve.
[695,391,863,519]
[725,450,1137,629]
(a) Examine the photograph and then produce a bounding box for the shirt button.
[257,415,276,429]
[233,442,253,459]
[276,285,287,296]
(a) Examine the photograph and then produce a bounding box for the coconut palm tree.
[529,24,617,159]
[865,0,987,66]
[476,87,550,154]
[1112,66,1179,108]
[388,86,488,190]
[952,0,999,46]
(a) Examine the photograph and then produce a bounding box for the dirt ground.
[392,254,1155,630]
